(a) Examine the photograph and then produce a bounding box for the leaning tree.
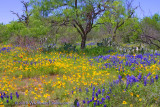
[140,14,160,49]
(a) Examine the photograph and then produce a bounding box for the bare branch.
[141,34,160,49]
[11,1,32,26]
[10,11,23,22]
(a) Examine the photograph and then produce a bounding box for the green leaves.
[7,22,25,35]
[112,1,120,7]
[142,13,160,31]
[63,8,75,18]
[28,18,50,37]
[119,18,141,43]
[4,15,51,39]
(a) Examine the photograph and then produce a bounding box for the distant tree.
[118,17,141,43]
[11,1,32,26]
[9,0,50,47]
[98,0,138,42]
[30,0,118,49]
[0,24,10,43]
[140,13,160,49]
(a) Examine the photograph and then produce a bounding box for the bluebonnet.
[118,75,122,82]
[86,88,89,94]
[92,97,94,100]
[96,93,98,98]
[76,101,79,107]
[97,100,100,105]
[10,95,12,100]
[92,92,94,96]
[94,102,96,107]
[144,79,147,86]
[90,99,92,102]
[131,67,135,71]
[109,88,112,93]
[150,77,154,84]
[16,92,19,99]
[155,75,158,80]
[98,89,101,94]
[1,95,3,100]
[106,96,110,100]
[101,98,105,102]
[137,73,142,81]
[147,72,152,77]
[79,88,82,92]
[93,87,95,91]
[102,89,105,95]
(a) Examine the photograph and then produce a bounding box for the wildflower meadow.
[0,0,160,106]
[0,44,160,107]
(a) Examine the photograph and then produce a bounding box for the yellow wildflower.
[136,94,139,97]
[130,92,133,96]
[122,101,127,104]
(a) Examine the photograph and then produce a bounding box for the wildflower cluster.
[0,44,159,106]
[75,73,159,107]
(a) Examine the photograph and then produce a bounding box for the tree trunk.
[112,28,117,42]
[81,35,87,49]
[112,33,116,42]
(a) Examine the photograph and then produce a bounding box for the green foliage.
[77,46,115,56]
[28,17,51,38]
[119,18,142,43]
[42,44,56,53]
[140,13,160,49]
[0,24,10,43]
[30,0,118,49]
[3,16,51,45]
[98,0,139,43]
[98,0,126,28]
[6,22,26,36]
[58,43,77,52]
[0,92,19,107]
[142,13,160,30]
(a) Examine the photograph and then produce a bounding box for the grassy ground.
[0,44,160,107]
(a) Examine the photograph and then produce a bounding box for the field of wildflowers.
[0,44,160,107]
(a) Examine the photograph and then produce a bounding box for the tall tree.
[98,0,138,42]
[30,0,116,49]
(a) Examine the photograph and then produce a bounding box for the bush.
[76,46,115,56]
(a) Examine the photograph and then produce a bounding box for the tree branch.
[10,11,23,22]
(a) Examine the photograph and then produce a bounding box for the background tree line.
[0,0,160,50]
